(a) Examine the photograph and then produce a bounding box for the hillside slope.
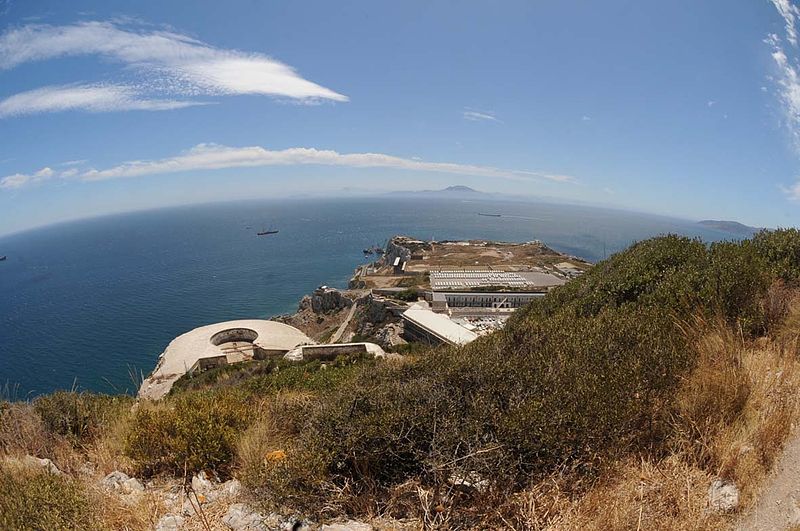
[5,229,800,529]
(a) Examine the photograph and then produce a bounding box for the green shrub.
[126,389,251,477]
[0,464,97,530]
[752,228,800,283]
[249,233,795,513]
[247,304,688,509]
[34,391,134,444]
[394,288,420,302]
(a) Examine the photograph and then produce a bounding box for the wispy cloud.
[771,0,800,46]
[766,1,800,199]
[781,180,800,200]
[0,143,575,189]
[462,109,501,123]
[0,21,347,116]
[0,84,206,117]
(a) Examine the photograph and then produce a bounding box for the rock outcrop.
[100,470,144,494]
[300,287,353,314]
[22,455,62,476]
[708,478,739,513]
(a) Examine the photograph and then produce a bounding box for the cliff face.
[383,238,411,266]
[383,236,433,266]
[299,286,354,314]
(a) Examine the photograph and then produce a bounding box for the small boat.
[257,229,279,236]
[478,213,502,217]
[0,256,5,261]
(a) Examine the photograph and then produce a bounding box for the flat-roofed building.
[430,269,564,290]
[437,291,545,309]
[401,303,478,346]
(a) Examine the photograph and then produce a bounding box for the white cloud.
[0,21,347,115]
[0,143,575,189]
[767,33,800,149]
[462,109,500,123]
[0,84,205,117]
[765,3,800,200]
[781,180,800,200]
[771,0,800,46]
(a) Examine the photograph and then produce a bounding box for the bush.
[246,304,689,512]
[34,391,134,444]
[126,389,251,478]
[0,402,52,457]
[0,463,97,530]
[247,233,798,516]
[753,228,800,283]
[394,288,420,302]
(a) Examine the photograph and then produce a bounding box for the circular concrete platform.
[138,319,313,400]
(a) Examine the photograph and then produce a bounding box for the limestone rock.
[708,478,739,513]
[374,323,405,348]
[320,521,373,531]
[448,471,489,493]
[301,287,353,314]
[23,455,62,475]
[191,470,214,494]
[101,471,144,494]
[361,296,388,324]
[220,478,242,498]
[222,503,273,530]
[155,514,184,531]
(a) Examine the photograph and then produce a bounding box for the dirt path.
[329,302,359,344]
[736,429,800,530]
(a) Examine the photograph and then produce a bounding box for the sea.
[0,196,742,397]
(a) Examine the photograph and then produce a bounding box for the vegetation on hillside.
[3,229,800,529]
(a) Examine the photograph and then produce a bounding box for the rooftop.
[402,303,479,345]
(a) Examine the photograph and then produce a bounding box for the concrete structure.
[284,342,390,362]
[555,262,585,278]
[139,319,313,400]
[392,257,407,275]
[401,303,479,346]
[434,291,545,309]
[430,269,564,290]
[431,291,449,313]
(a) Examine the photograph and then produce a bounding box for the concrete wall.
[298,343,368,361]
[209,328,258,346]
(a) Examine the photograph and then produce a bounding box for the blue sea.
[0,197,739,397]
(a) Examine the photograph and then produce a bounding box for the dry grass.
[500,312,800,531]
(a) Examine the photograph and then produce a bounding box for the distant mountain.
[386,185,488,198]
[440,185,479,193]
[698,220,761,236]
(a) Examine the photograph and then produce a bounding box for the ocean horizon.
[0,196,741,397]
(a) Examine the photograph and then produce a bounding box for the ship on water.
[0,256,6,261]
[478,213,502,217]
[257,229,279,236]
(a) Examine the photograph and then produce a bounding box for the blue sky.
[2,0,800,235]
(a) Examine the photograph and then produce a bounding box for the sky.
[2,0,800,235]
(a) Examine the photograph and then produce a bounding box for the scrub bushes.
[125,389,251,478]
[33,391,134,445]
[0,462,96,530]
[249,306,687,510]
[245,232,800,516]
